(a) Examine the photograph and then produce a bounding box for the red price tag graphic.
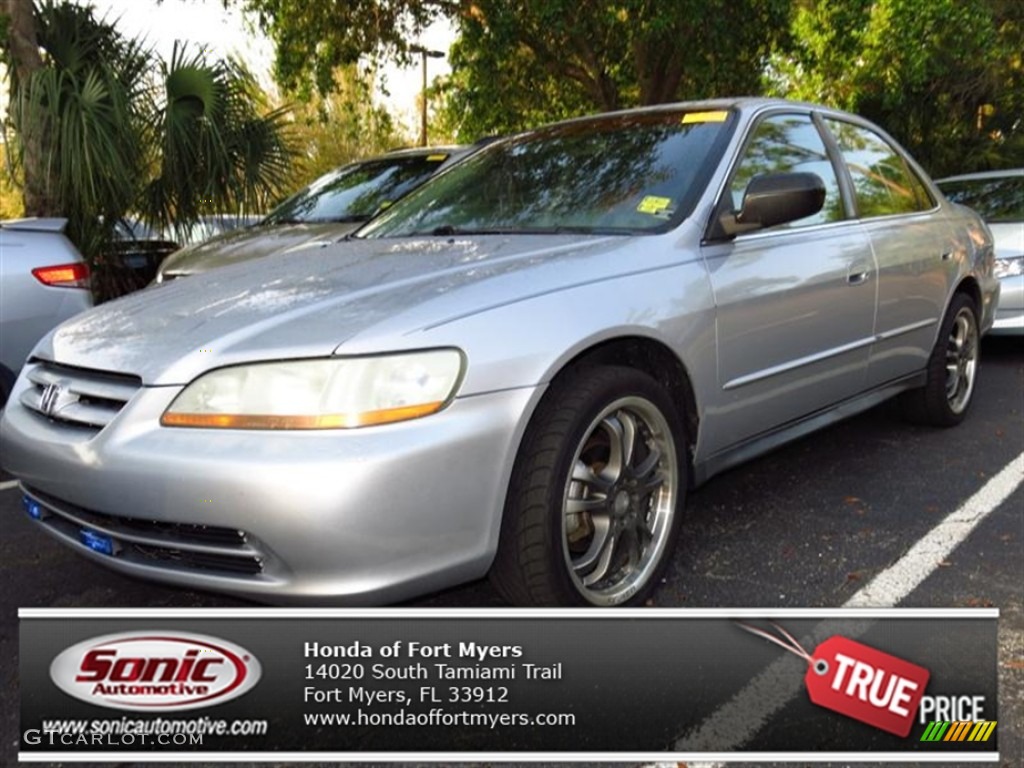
[806,636,930,737]
[738,623,930,738]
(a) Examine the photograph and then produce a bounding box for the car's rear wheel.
[901,292,980,426]
[490,366,686,606]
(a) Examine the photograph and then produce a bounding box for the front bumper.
[989,273,1023,335]
[0,375,538,604]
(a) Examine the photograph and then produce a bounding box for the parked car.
[170,214,263,248]
[0,218,92,406]
[936,169,1023,335]
[96,218,181,299]
[100,216,266,299]
[0,99,997,607]
[153,146,471,282]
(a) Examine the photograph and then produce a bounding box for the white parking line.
[0,479,20,491]
[673,450,1024,753]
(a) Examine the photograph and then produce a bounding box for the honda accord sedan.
[0,99,998,607]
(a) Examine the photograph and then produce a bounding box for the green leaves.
[5,1,295,299]
[143,43,294,242]
[437,0,790,139]
[239,0,449,97]
[771,0,1023,175]
[12,0,148,258]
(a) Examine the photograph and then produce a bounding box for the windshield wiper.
[326,215,372,224]
[545,225,636,236]
[414,224,635,237]
[419,225,518,236]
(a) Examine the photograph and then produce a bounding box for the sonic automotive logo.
[50,631,261,712]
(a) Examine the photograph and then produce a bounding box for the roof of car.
[511,97,860,134]
[936,168,1024,183]
[377,145,468,158]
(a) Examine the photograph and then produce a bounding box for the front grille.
[20,360,141,430]
[128,543,264,575]
[24,486,265,578]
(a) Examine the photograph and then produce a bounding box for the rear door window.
[825,119,934,217]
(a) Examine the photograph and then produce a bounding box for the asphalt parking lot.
[1,337,1020,767]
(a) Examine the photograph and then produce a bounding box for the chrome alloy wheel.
[561,396,679,606]
[945,305,979,415]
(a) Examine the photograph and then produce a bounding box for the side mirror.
[717,172,826,238]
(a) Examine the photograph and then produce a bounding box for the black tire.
[900,293,980,427]
[490,365,687,606]
[0,364,14,409]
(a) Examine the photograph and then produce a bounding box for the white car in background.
[937,169,1023,335]
[0,219,92,405]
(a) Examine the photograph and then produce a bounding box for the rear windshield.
[263,154,451,225]
[938,176,1023,223]
[359,110,735,238]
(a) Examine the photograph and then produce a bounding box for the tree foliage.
[2,0,294,298]
[283,65,405,189]
[235,0,1020,173]
[439,0,790,138]
[236,0,790,138]
[0,142,25,219]
[770,0,1023,175]
[141,44,293,242]
[237,0,454,97]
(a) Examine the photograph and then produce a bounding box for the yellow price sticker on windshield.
[682,111,729,124]
[426,154,448,162]
[637,196,673,215]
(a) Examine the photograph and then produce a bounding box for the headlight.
[994,255,1023,279]
[161,350,464,429]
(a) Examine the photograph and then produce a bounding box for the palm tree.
[142,43,292,245]
[5,0,293,299]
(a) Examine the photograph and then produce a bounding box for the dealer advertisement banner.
[20,608,998,761]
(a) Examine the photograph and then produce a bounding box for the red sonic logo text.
[50,631,261,712]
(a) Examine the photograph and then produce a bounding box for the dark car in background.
[95,218,181,299]
[154,146,470,282]
[937,169,1023,335]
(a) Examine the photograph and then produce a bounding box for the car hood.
[157,221,360,278]
[37,233,643,386]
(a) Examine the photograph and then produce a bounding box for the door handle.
[847,270,870,285]
[941,251,953,261]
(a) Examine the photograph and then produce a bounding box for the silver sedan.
[937,169,1023,335]
[154,146,470,282]
[0,99,998,607]
[0,218,92,405]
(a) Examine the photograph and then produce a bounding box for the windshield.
[263,153,452,225]
[359,111,735,238]
[939,175,1023,223]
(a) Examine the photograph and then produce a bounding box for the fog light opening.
[79,529,118,557]
[22,495,45,521]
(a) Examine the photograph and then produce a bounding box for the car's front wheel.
[490,366,686,606]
